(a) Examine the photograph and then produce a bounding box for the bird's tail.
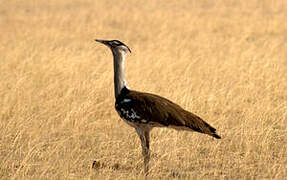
[212,133,221,139]
[184,111,221,139]
[200,120,221,139]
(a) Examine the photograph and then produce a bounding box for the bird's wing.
[124,90,221,139]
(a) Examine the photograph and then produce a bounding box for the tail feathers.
[206,122,221,139]
[165,107,221,139]
[211,133,221,139]
[204,122,221,139]
[185,114,221,139]
[207,124,216,133]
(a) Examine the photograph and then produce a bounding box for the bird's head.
[95,39,131,55]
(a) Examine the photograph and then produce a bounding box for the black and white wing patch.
[115,98,148,124]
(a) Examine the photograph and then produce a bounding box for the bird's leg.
[135,127,150,175]
[143,129,150,175]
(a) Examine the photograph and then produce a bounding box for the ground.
[0,0,286,179]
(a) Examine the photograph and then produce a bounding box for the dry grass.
[1,0,286,179]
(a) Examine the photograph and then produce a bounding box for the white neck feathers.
[112,50,128,98]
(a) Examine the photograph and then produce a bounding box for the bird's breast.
[115,100,149,124]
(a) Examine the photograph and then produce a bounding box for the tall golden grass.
[0,0,286,179]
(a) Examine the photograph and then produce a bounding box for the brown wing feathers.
[127,90,221,139]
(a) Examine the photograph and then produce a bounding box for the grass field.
[0,0,286,179]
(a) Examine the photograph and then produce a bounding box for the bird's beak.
[95,39,110,46]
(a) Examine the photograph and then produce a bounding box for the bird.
[95,39,221,175]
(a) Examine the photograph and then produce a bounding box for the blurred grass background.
[0,0,286,179]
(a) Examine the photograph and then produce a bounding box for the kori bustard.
[95,39,221,175]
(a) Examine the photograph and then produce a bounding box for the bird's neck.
[113,51,128,98]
